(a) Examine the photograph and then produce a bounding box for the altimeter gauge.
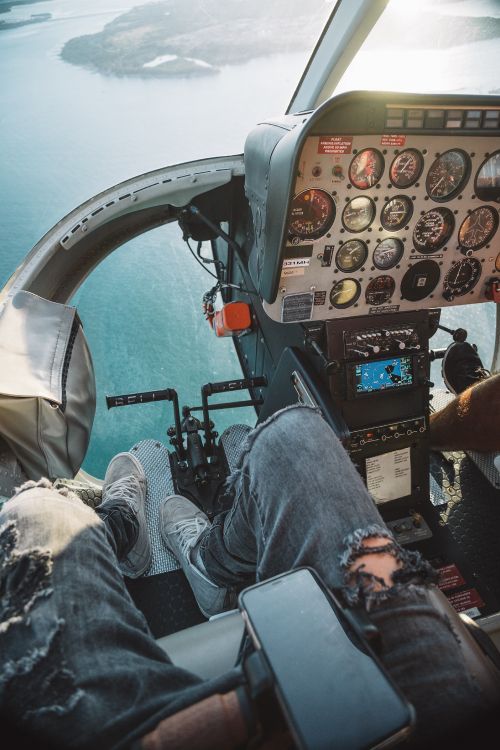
[289,189,336,239]
[413,208,455,253]
[373,238,404,270]
[329,278,361,308]
[380,195,413,230]
[349,148,384,189]
[425,149,470,202]
[458,206,498,251]
[335,240,368,272]
[442,258,482,300]
[389,149,424,188]
[365,275,395,306]
[342,196,376,233]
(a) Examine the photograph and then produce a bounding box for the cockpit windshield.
[333,0,500,97]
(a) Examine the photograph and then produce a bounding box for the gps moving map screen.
[354,357,413,394]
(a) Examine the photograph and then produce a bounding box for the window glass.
[335,0,500,96]
[1,0,335,475]
[72,225,255,477]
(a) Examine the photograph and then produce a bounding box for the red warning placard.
[381,134,406,147]
[446,588,485,613]
[318,136,353,155]
[436,564,466,592]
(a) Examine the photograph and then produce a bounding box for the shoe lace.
[171,516,210,558]
[103,475,140,508]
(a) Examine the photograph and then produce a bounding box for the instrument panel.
[263,133,500,323]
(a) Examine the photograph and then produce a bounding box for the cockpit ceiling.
[261,103,500,323]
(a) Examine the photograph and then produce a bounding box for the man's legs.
[162,406,487,744]
[0,478,236,749]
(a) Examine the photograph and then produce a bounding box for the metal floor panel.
[129,425,252,576]
[130,439,179,575]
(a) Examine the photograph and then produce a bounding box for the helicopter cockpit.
[1,0,500,746]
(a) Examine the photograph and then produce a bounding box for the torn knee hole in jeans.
[0,522,82,718]
[1,622,82,719]
[0,520,53,632]
[339,524,437,607]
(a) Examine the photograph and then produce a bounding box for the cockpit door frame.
[286,0,389,115]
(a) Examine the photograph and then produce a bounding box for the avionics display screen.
[354,357,413,394]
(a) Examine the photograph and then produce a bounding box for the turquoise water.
[0,1,497,476]
[0,1,309,476]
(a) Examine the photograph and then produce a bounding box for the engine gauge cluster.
[266,119,500,323]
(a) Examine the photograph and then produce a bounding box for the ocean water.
[0,0,498,477]
[0,0,311,476]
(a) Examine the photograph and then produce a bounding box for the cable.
[184,238,258,297]
[185,238,220,280]
[196,240,224,272]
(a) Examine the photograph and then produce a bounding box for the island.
[0,0,51,31]
[60,0,500,80]
[60,0,332,78]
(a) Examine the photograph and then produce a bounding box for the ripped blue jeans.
[0,406,486,747]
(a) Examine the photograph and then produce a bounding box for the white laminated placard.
[366,448,411,504]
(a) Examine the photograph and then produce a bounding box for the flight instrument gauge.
[389,149,424,188]
[373,238,404,270]
[442,258,482,300]
[400,260,441,301]
[425,149,470,201]
[475,151,500,202]
[349,149,384,189]
[289,189,336,239]
[329,278,361,308]
[335,240,368,272]
[458,206,499,251]
[413,208,454,253]
[496,252,500,272]
[365,275,395,306]
[381,195,413,230]
[342,196,376,232]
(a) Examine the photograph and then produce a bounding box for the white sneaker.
[160,494,229,618]
[101,452,151,578]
